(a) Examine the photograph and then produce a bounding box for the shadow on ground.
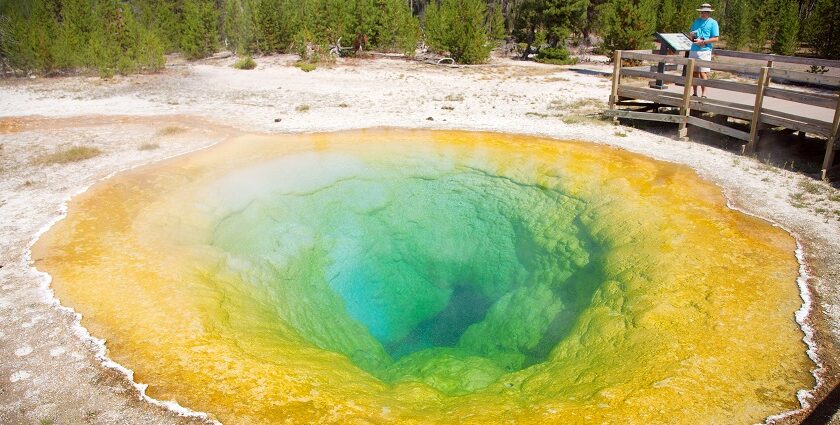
[617,109,839,189]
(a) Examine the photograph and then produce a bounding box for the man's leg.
[699,72,709,97]
[693,72,701,96]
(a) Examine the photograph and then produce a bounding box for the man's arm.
[695,21,720,46]
[695,37,719,46]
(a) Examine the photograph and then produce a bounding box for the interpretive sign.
[649,33,695,89]
[657,33,694,52]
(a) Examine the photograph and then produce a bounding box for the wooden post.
[766,60,774,84]
[678,59,695,140]
[609,50,622,111]
[746,66,770,154]
[651,42,669,89]
[821,95,840,180]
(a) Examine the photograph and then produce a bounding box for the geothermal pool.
[34,129,813,423]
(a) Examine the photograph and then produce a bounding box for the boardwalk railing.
[605,49,840,180]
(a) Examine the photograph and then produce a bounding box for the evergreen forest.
[0,0,838,76]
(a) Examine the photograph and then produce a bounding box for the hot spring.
[34,129,814,423]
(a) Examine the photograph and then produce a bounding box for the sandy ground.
[0,53,839,424]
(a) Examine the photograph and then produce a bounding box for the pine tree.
[28,0,61,74]
[513,0,588,58]
[90,0,164,76]
[771,0,798,55]
[136,0,181,53]
[488,1,507,43]
[180,0,219,59]
[372,0,420,55]
[722,0,751,50]
[673,0,700,32]
[0,6,35,73]
[424,0,494,64]
[54,0,97,69]
[222,0,251,53]
[806,0,840,59]
[747,0,771,52]
[598,0,657,54]
[253,0,290,53]
[658,0,678,33]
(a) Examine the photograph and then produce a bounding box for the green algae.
[209,156,605,395]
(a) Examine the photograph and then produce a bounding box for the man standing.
[689,3,720,97]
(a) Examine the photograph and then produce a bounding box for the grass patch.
[40,419,54,425]
[441,105,455,110]
[614,131,627,137]
[789,192,808,208]
[139,142,160,151]
[337,103,350,108]
[295,61,317,72]
[233,56,257,70]
[156,126,186,137]
[562,114,606,125]
[798,180,824,195]
[444,94,465,102]
[828,193,840,202]
[34,146,102,165]
[549,98,607,122]
[525,112,552,118]
[296,104,311,112]
[566,98,607,110]
[536,57,579,66]
[758,163,780,173]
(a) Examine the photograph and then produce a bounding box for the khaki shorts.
[689,50,712,72]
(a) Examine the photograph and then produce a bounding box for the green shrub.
[424,0,496,64]
[295,61,317,72]
[537,47,570,61]
[233,56,257,69]
[536,47,577,65]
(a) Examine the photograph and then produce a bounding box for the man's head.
[696,3,714,18]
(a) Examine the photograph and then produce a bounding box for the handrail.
[763,86,838,109]
[622,50,691,65]
[767,67,840,88]
[693,78,758,95]
[693,58,761,75]
[625,49,840,87]
[621,68,686,84]
[714,49,840,69]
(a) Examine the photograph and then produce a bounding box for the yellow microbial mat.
[34,129,813,424]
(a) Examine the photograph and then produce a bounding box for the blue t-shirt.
[689,18,719,51]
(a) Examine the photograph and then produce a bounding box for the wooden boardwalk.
[604,49,840,180]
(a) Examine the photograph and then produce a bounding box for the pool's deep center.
[209,158,605,394]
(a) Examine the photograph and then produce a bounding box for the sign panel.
[657,33,694,51]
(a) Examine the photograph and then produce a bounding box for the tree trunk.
[521,23,535,59]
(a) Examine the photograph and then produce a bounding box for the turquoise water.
[210,158,605,394]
